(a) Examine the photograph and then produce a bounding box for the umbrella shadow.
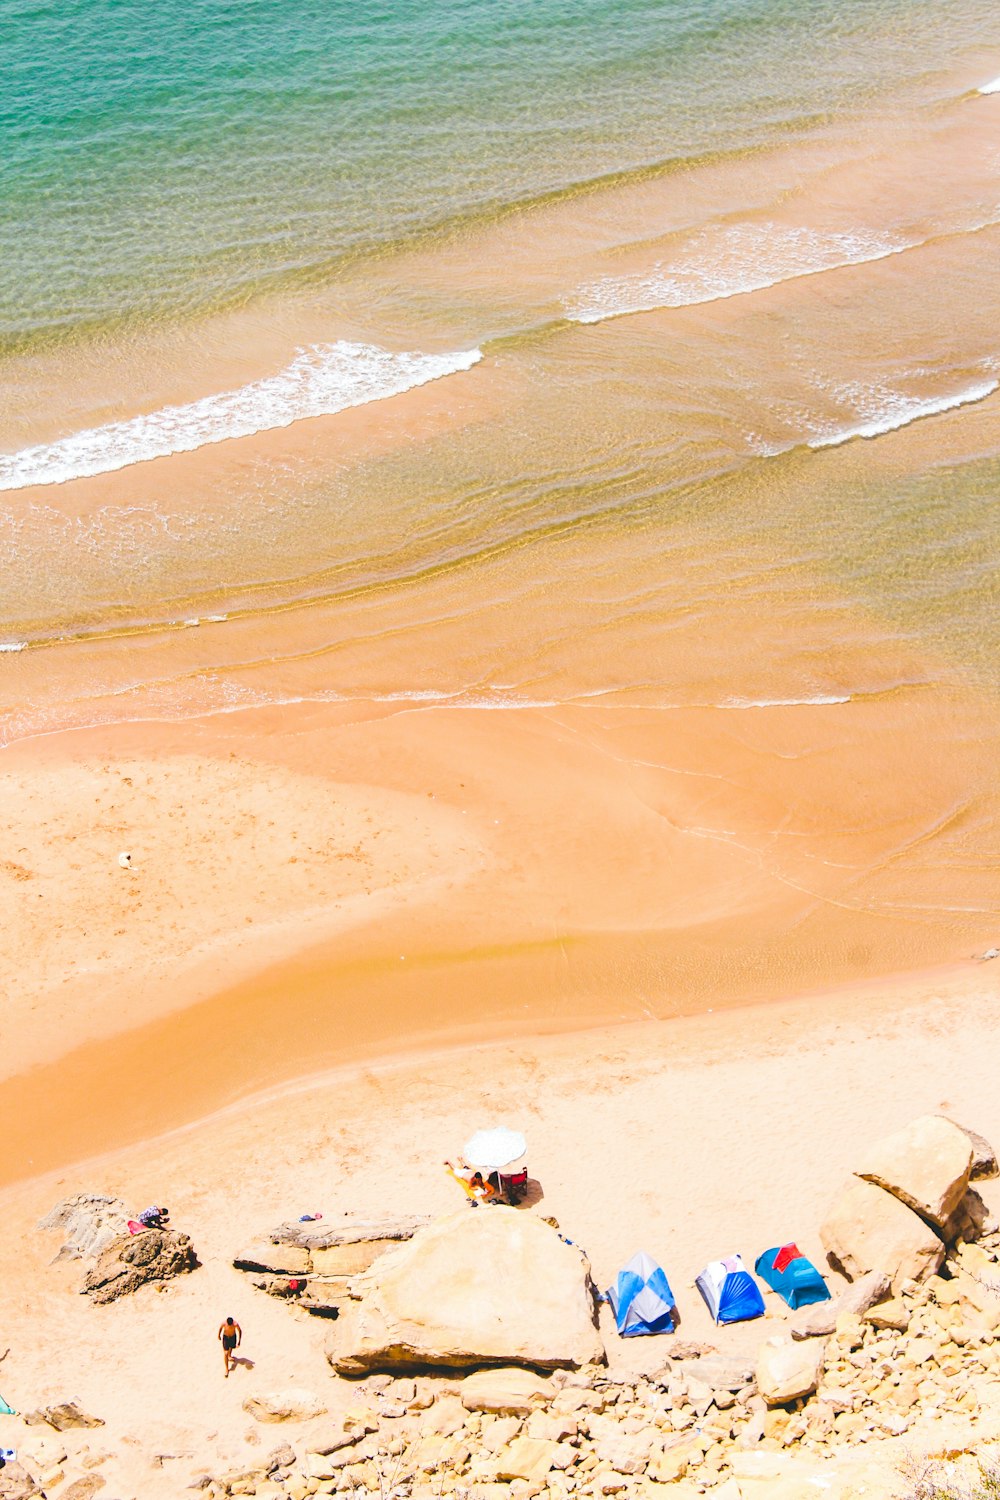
[516,1177,544,1208]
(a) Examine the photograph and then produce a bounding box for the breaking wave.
[565,224,910,324]
[0,341,482,492]
[808,379,998,449]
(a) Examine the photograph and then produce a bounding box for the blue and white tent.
[755,1244,830,1310]
[605,1250,676,1337]
[696,1253,766,1325]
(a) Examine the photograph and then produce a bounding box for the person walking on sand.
[218,1316,242,1377]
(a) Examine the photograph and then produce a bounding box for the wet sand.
[2,648,999,1187]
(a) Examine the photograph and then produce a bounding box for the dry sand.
[2,964,1000,1497]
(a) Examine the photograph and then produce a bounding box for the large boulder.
[328,1208,604,1373]
[756,1336,825,1406]
[820,1177,944,1289]
[856,1115,972,1229]
[81,1228,198,1303]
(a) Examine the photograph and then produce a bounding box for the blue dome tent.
[604,1250,676,1336]
[696,1254,766,1325]
[755,1243,830,1309]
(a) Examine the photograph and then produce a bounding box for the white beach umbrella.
[462,1127,527,1172]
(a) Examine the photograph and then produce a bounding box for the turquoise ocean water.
[3,0,994,353]
[2,0,1000,746]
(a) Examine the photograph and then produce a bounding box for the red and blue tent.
[755,1243,830,1309]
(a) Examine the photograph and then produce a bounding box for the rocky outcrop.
[233,1216,428,1315]
[0,1461,40,1500]
[262,1215,428,1254]
[818,1116,997,1291]
[328,1208,604,1373]
[233,1240,312,1277]
[37,1196,131,1260]
[856,1114,973,1228]
[57,1479,105,1500]
[820,1176,945,1289]
[80,1228,198,1303]
[22,1403,104,1431]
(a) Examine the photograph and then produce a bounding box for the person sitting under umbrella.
[461,1127,528,1204]
[444,1160,498,1205]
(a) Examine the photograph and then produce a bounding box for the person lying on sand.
[444,1161,497,1205]
[218,1316,242,1377]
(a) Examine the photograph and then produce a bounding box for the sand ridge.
[0,737,488,1078]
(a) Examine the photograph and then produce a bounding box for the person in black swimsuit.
[218,1316,242,1377]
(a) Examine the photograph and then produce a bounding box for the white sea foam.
[0,641,27,653]
[978,75,1000,95]
[0,341,482,492]
[566,225,909,324]
[809,379,998,449]
[719,694,852,708]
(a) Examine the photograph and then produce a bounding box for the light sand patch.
[0,749,486,1076]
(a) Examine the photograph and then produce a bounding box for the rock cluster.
[189,1117,1000,1500]
[22,1404,104,1433]
[186,1229,1000,1500]
[1,1428,111,1500]
[821,1116,995,1289]
[237,1210,604,1371]
[80,1227,199,1303]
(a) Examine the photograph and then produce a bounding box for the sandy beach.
[2,957,1000,1497]
[5,9,1000,1497]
